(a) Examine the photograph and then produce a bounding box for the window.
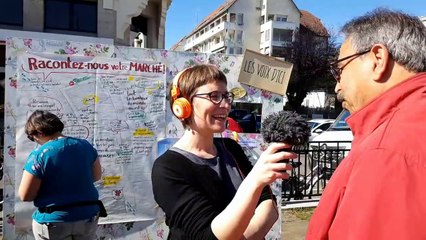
[237,14,244,25]
[236,31,243,43]
[0,0,23,25]
[268,14,274,21]
[273,29,293,42]
[329,110,351,130]
[236,47,243,54]
[228,47,234,54]
[271,46,291,57]
[318,123,332,131]
[276,15,288,22]
[230,13,236,23]
[265,29,270,41]
[260,16,265,25]
[45,0,97,33]
[229,31,235,40]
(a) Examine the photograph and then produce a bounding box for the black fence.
[281,141,352,202]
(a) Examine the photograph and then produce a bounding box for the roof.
[169,36,187,51]
[300,10,329,37]
[188,0,238,37]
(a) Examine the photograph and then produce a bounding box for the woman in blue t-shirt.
[19,110,102,240]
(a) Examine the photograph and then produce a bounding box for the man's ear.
[370,44,390,82]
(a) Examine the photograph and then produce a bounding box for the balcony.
[210,40,227,52]
[184,21,238,51]
[261,20,297,32]
[261,40,292,54]
[272,40,292,47]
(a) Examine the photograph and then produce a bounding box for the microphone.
[261,110,311,167]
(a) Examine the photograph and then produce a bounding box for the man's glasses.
[192,91,235,105]
[330,50,370,82]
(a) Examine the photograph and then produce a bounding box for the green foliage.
[287,207,316,221]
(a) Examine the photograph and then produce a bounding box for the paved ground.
[0,209,311,240]
[281,198,319,240]
[281,207,315,240]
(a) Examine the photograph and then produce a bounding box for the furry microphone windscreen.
[261,110,311,146]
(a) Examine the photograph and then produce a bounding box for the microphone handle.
[277,148,301,168]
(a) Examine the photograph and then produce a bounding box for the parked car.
[229,109,261,133]
[308,118,334,140]
[308,110,353,176]
[310,110,353,150]
[228,109,249,121]
[237,113,259,133]
[311,110,353,143]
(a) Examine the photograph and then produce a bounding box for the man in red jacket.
[306,8,426,240]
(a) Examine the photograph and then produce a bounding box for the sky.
[165,0,426,49]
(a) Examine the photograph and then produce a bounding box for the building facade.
[0,0,172,47]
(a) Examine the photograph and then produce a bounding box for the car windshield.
[308,122,319,129]
[242,114,253,120]
[329,110,350,130]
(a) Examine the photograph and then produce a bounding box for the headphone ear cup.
[172,98,192,119]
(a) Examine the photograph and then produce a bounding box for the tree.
[284,28,339,112]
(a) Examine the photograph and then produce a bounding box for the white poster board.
[4,38,285,239]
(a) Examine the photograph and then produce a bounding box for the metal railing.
[281,141,352,202]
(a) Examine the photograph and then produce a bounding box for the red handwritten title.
[27,57,164,73]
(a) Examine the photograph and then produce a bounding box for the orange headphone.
[171,69,192,119]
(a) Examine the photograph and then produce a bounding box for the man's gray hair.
[341,8,426,72]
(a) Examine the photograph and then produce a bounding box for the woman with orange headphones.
[151,64,295,240]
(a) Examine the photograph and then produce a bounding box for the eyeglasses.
[192,91,235,105]
[27,134,35,142]
[330,50,370,82]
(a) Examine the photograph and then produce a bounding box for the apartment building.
[174,0,323,59]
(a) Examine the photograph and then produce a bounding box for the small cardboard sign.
[238,49,293,95]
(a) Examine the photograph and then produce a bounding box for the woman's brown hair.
[25,110,64,137]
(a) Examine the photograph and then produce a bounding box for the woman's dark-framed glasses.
[192,91,235,105]
[330,50,370,82]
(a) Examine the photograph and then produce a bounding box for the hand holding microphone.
[247,111,311,186]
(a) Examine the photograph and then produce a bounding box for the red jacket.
[306,73,426,240]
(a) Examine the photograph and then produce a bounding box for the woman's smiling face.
[190,81,232,134]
